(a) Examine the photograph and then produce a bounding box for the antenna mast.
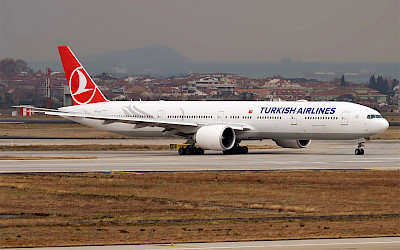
[45,67,51,108]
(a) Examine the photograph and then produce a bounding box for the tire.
[355,149,365,155]
[196,148,205,155]
[241,146,248,154]
[178,148,185,155]
[185,148,192,155]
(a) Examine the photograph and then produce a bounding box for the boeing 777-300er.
[17,46,389,155]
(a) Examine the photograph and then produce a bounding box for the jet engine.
[195,125,236,151]
[273,139,311,149]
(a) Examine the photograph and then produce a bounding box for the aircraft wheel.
[196,148,205,155]
[355,149,365,155]
[178,148,185,155]
[185,148,192,155]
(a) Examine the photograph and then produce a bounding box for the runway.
[2,140,399,250]
[9,237,400,250]
[0,140,399,173]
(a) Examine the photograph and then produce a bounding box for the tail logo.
[69,67,96,105]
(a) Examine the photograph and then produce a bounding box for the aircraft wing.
[13,105,60,113]
[44,111,251,131]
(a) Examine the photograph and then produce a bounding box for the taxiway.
[8,237,400,250]
[0,140,399,173]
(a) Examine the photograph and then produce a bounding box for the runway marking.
[363,158,400,160]
[102,171,143,174]
[145,240,400,249]
[340,160,393,163]
[154,245,202,248]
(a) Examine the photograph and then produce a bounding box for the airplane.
[17,46,389,155]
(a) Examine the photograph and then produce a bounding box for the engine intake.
[195,125,236,151]
[273,139,311,149]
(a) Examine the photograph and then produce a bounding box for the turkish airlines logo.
[69,67,96,105]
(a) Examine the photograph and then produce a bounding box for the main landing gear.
[355,138,365,155]
[178,146,204,155]
[223,144,249,155]
[171,140,205,155]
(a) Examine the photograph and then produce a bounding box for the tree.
[391,79,399,90]
[339,75,349,87]
[15,59,28,72]
[368,75,376,90]
[382,79,389,95]
[0,58,29,75]
[372,76,389,95]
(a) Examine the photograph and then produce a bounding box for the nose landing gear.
[355,138,365,155]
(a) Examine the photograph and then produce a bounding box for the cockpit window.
[367,114,383,119]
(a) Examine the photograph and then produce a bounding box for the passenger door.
[217,111,224,124]
[290,114,298,125]
[157,110,164,119]
[341,111,350,125]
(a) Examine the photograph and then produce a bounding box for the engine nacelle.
[273,139,311,149]
[195,125,236,151]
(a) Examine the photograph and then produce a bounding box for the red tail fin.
[58,46,108,105]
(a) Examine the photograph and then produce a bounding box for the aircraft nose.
[381,118,389,132]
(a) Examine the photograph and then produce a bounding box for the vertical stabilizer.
[58,46,108,105]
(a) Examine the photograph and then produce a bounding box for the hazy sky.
[1,0,399,63]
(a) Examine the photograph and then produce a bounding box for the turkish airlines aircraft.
[21,46,389,155]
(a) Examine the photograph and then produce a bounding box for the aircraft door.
[157,110,164,119]
[341,111,349,125]
[217,111,224,124]
[290,114,298,125]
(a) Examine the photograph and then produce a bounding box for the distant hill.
[27,46,399,82]
[82,45,193,76]
[28,45,193,76]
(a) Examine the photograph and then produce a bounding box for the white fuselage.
[60,101,389,141]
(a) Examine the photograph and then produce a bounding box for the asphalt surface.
[1,140,399,250]
[7,237,400,250]
[0,139,399,173]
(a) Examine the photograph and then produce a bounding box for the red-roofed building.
[234,89,272,100]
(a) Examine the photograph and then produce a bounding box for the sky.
[0,0,399,63]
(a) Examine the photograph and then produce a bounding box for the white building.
[188,77,236,91]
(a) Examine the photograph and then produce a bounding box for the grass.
[0,123,122,139]
[371,126,400,140]
[1,171,399,247]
